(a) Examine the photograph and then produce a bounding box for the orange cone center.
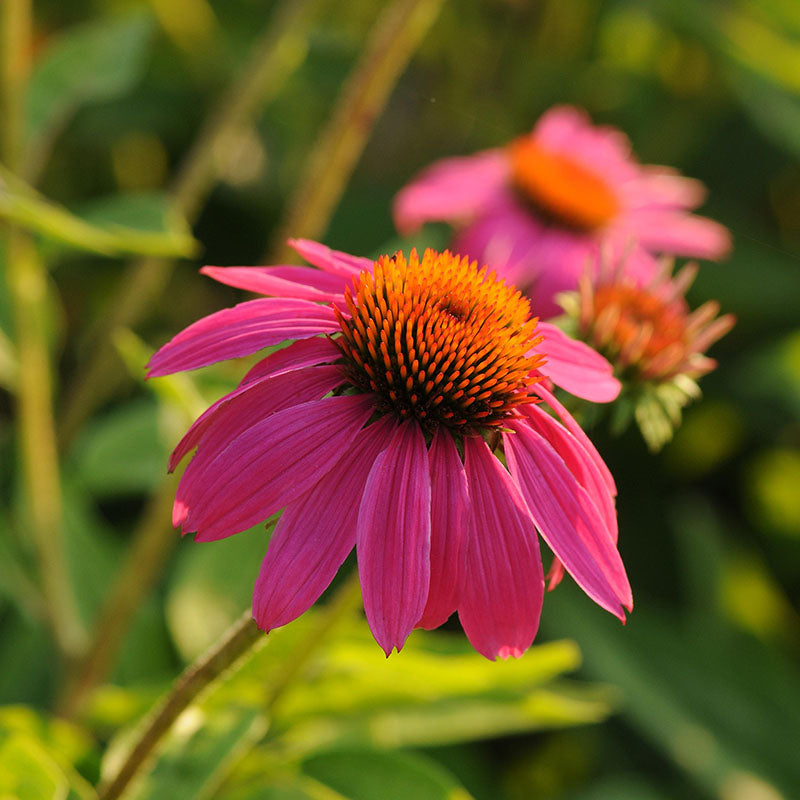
[509,137,619,231]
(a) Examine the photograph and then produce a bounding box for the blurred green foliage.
[1,0,799,798]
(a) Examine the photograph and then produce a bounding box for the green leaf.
[0,727,95,800]
[542,584,800,799]
[0,705,95,771]
[70,399,167,496]
[269,632,614,751]
[0,168,198,259]
[122,706,268,800]
[26,13,154,157]
[302,748,474,800]
[165,525,273,660]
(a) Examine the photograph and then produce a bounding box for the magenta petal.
[533,322,620,403]
[240,337,340,384]
[179,394,374,541]
[458,437,543,661]
[533,383,616,496]
[147,298,339,377]
[201,265,347,303]
[503,420,631,617]
[357,420,431,655]
[169,364,344,472]
[522,404,618,544]
[626,209,732,260]
[253,416,396,631]
[417,429,468,630]
[393,150,508,234]
[289,238,373,278]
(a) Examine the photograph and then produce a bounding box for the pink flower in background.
[394,105,731,318]
[148,240,632,660]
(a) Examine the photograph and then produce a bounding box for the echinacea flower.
[147,240,632,660]
[559,257,736,451]
[393,105,731,318]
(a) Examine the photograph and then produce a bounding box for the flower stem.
[267,0,445,263]
[97,611,262,800]
[58,0,321,450]
[98,571,363,800]
[1,0,86,659]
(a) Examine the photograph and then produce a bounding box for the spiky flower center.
[509,137,619,231]
[334,249,544,434]
[593,284,688,366]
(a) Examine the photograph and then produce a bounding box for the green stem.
[58,0,321,449]
[267,0,445,263]
[98,571,362,800]
[2,0,86,659]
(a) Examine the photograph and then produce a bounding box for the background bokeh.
[1,1,799,798]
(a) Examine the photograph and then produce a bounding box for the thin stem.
[267,0,445,263]
[57,474,181,718]
[2,0,86,658]
[58,0,320,450]
[98,571,362,800]
[97,611,262,800]
[0,0,30,167]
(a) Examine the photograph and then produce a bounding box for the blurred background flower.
[393,105,730,318]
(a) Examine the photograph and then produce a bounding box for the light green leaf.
[123,706,268,800]
[0,728,95,800]
[26,14,154,159]
[543,584,800,798]
[70,399,167,496]
[0,168,198,259]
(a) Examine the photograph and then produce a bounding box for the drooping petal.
[147,298,339,377]
[200,265,347,303]
[393,150,508,234]
[169,364,344,472]
[622,168,707,210]
[503,420,631,617]
[458,437,544,661]
[625,209,732,260]
[521,403,618,544]
[240,336,341,384]
[289,238,373,278]
[357,420,431,655]
[533,382,616,496]
[179,394,374,541]
[253,416,395,631]
[532,322,620,403]
[417,428,469,630]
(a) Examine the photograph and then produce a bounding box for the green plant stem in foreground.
[57,0,320,450]
[267,0,446,263]
[97,572,363,800]
[2,0,86,658]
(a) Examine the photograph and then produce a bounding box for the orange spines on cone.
[335,249,544,434]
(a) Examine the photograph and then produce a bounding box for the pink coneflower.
[560,258,736,451]
[148,240,632,660]
[393,105,731,318]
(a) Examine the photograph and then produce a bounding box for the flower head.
[148,240,632,660]
[561,258,736,451]
[394,105,731,318]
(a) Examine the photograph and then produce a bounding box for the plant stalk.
[1,0,86,658]
[267,0,445,262]
[98,571,362,800]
